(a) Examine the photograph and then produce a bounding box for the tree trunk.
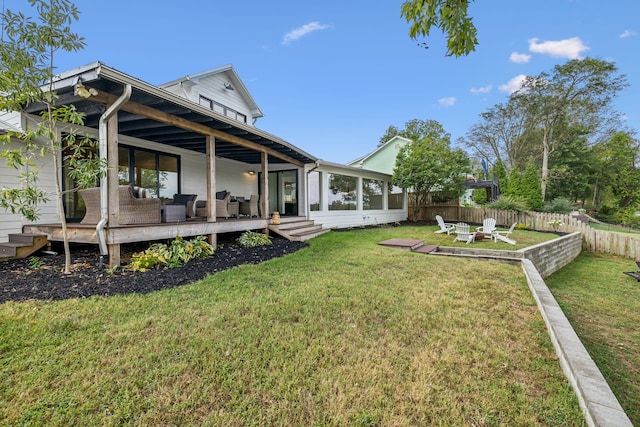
[52,145,71,273]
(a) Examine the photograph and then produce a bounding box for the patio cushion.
[216,190,228,200]
[172,193,198,217]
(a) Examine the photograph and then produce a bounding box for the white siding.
[193,73,255,125]
[0,136,58,243]
[0,111,22,131]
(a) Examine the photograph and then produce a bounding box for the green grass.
[0,226,583,426]
[546,252,640,425]
[589,221,640,236]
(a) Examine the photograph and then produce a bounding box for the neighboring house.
[348,135,411,175]
[0,61,407,265]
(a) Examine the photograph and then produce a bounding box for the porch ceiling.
[22,64,316,166]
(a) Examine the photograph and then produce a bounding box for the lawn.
[0,226,583,426]
[546,251,640,425]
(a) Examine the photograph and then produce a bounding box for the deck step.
[0,233,49,260]
[269,218,329,242]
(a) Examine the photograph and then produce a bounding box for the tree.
[513,58,627,201]
[392,121,470,220]
[595,132,640,221]
[520,161,544,211]
[491,160,508,196]
[401,0,478,56]
[0,0,103,273]
[461,100,528,170]
[379,118,452,146]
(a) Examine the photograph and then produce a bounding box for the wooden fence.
[418,204,640,260]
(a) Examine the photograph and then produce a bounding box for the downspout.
[96,84,132,267]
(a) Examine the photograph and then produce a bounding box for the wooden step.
[0,233,49,260]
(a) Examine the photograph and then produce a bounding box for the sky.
[5,0,640,164]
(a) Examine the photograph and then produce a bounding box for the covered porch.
[21,63,318,267]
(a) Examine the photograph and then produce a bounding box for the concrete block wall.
[522,232,582,278]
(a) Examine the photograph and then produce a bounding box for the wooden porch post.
[206,135,217,248]
[261,151,269,219]
[107,113,121,267]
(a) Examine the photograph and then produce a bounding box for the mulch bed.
[0,237,306,303]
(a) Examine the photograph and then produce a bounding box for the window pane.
[158,155,179,199]
[308,171,320,211]
[328,173,357,211]
[363,178,383,210]
[118,146,130,185]
[388,184,404,209]
[134,150,158,197]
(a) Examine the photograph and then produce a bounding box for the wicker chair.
[195,191,239,218]
[79,186,161,225]
[239,194,259,217]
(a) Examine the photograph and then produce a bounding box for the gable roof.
[159,64,263,120]
[21,62,315,165]
[348,135,412,166]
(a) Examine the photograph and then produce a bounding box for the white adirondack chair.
[476,218,497,236]
[493,223,517,244]
[453,223,476,244]
[435,215,455,234]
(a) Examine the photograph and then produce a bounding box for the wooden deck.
[24,216,271,246]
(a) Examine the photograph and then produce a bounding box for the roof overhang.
[22,62,316,165]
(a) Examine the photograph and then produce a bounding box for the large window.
[328,173,357,211]
[363,178,384,210]
[119,145,179,200]
[388,185,404,209]
[308,171,321,211]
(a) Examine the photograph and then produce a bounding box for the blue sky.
[7,0,640,164]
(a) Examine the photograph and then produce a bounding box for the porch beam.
[261,151,269,220]
[107,112,121,267]
[86,88,304,167]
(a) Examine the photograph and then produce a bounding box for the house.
[348,135,411,175]
[0,62,407,266]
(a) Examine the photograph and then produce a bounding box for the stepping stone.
[412,244,438,254]
[378,238,424,251]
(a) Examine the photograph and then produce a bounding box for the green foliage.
[28,255,43,269]
[520,162,544,211]
[487,195,529,213]
[492,160,508,195]
[129,236,214,272]
[400,0,478,56]
[473,188,487,205]
[505,169,521,196]
[392,120,471,220]
[237,231,272,248]
[515,223,531,230]
[543,197,574,214]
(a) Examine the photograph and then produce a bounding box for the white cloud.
[470,84,492,95]
[438,97,456,107]
[282,21,330,46]
[499,74,527,94]
[510,52,531,64]
[620,29,637,39]
[528,37,589,59]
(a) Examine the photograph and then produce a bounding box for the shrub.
[129,236,214,272]
[515,223,530,230]
[487,195,529,212]
[543,197,574,214]
[237,231,272,248]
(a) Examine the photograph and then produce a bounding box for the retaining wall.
[522,232,582,278]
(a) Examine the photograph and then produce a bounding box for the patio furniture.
[170,193,198,218]
[161,204,186,222]
[493,223,517,244]
[476,218,497,236]
[194,191,239,218]
[435,215,455,234]
[239,194,259,217]
[79,185,161,225]
[623,261,640,281]
[453,223,476,244]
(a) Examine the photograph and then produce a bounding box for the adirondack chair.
[435,215,455,234]
[493,223,517,244]
[476,218,497,236]
[453,223,476,244]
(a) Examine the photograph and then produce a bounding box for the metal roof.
[22,62,316,165]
